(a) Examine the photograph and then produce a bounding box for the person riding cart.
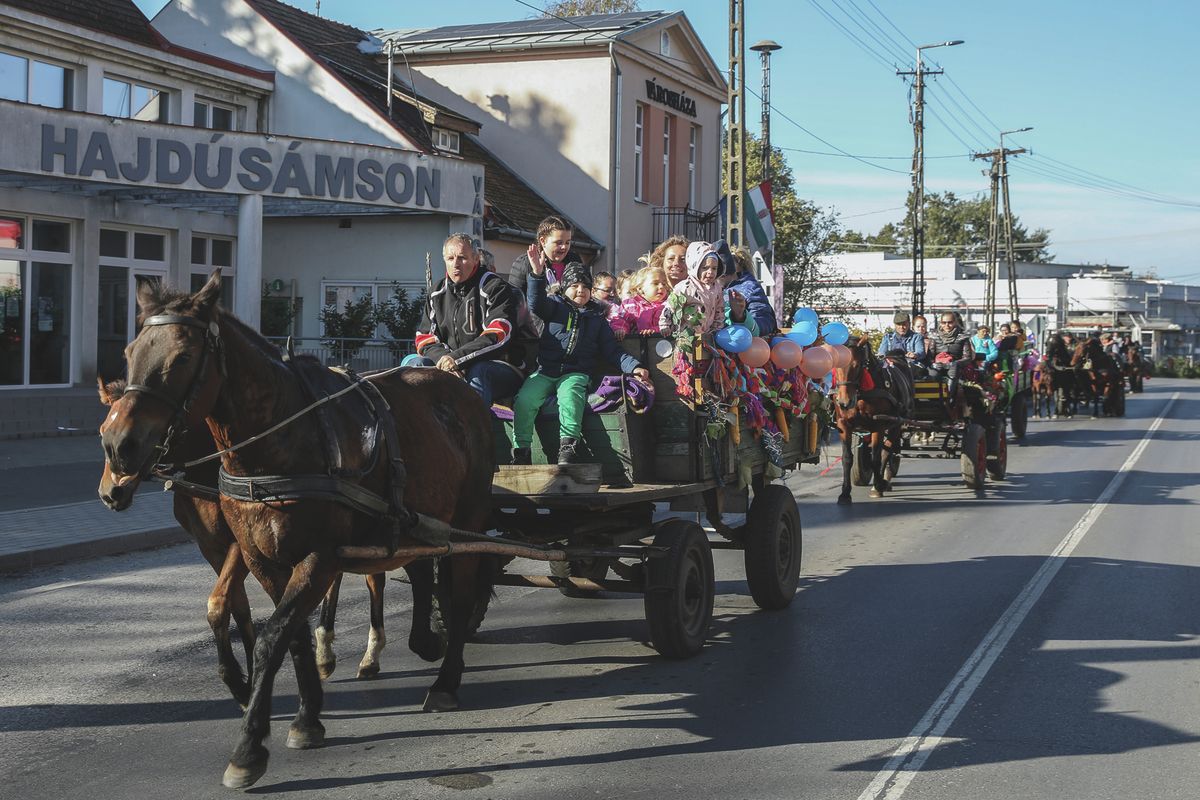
[929,312,975,403]
[878,311,926,375]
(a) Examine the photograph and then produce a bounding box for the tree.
[843,190,1053,263]
[723,131,862,319]
[543,0,639,16]
[375,284,427,354]
[318,293,377,361]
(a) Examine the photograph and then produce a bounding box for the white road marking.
[857,392,1180,800]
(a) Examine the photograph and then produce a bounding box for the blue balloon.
[792,307,819,326]
[715,323,753,353]
[822,321,850,346]
[401,353,426,367]
[788,321,818,347]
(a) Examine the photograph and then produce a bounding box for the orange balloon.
[740,336,772,368]
[800,345,833,378]
[770,339,803,369]
[832,343,852,369]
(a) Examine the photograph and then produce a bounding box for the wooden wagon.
[479,335,823,658]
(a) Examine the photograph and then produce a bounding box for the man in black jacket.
[413,234,525,407]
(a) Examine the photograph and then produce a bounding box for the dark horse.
[1043,333,1077,418]
[98,271,496,788]
[97,380,443,703]
[833,336,911,504]
[1071,337,1121,416]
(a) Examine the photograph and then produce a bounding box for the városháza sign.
[644,78,697,118]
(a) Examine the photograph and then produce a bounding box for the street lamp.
[1000,126,1033,150]
[908,38,963,320]
[750,39,782,315]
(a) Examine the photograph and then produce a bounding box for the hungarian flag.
[745,181,775,254]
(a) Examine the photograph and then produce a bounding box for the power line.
[824,0,911,65]
[805,0,899,71]
[779,146,968,160]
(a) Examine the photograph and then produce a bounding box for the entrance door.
[95,267,164,380]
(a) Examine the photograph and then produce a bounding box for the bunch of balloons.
[714,323,753,354]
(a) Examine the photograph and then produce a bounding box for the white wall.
[262,214,450,337]
[152,0,415,148]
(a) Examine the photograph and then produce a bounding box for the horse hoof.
[316,658,336,681]
[409,631,445,663]
[868,489,882,498]
[356,662,380,680]
[286,722,326,750]
[423,690,459,713]
[837,495,852,506]
[222,758,268,789]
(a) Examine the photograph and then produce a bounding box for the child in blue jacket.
[513,250,650,465]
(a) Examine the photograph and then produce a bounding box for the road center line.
[856,391,1180,800]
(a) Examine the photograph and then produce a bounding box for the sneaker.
[557,437,579,466]
[511,447,532,466]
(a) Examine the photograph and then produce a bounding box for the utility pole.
[724,0,746,248]
[898,40,963,320]
[751,39,781,315]
[972,126,1030,329]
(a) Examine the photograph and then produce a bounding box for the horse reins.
[123,313,225,465]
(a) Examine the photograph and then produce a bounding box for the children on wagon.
[512,248,650,466]
[615,269,636,301]
[608,266,671,340]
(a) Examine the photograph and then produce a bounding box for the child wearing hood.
[512,252,650,466]
[659,242,760,343]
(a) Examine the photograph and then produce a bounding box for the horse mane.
[138,280,282,362]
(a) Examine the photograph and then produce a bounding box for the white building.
[375,10,728,272]
[821,251,1200,361]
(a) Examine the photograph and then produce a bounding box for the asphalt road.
[1,380,1197,800]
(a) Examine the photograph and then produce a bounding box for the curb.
[0,525,191,574]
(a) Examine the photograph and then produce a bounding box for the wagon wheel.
[431,561,491,647]
[960,422,988,490]
[851,438,873,486]
[1009,392,1029,440]
[550,558,610,598]
[986,424,1008,480]
[743,484,803,610]
[643,519,714,659]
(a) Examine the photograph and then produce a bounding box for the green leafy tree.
[260,284,299,338]
[375,284,427,354]
[844,190,1053,262]
[543,0,639,15]
[318,293,377,360]
[723,131,862,319]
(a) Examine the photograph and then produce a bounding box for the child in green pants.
[513,251,649,465]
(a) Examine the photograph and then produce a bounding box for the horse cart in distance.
[482,335,822,658]
[895,358,1009,491]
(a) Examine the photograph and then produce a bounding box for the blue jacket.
[970,334,998,363]
[527,273,641,379]
[725,272,778,336]
[878,329,926,359]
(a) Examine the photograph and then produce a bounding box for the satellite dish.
[356,34,385,55]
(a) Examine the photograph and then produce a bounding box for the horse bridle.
[122,313,225,464]
[836,350,867,411]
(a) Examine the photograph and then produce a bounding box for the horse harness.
[839,351,913,417]
[137,314,432,546]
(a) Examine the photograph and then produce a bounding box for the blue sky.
[134,0,1200,281]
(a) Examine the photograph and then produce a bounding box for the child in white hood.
[659,241,759,342]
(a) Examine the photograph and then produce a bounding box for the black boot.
[557,437,579,465]
[511,447,531,466]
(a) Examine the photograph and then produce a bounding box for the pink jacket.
[608,295,666,336]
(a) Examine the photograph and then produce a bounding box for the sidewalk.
[0,434,187,573]
[0,432,839,574]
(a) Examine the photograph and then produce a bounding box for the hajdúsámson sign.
[0,102,482,216]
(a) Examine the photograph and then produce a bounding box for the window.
[662,114,672,207]
[433,128,461,154]
[96,227,170,380]
[688,125,697,208]
[660,31,672,57]
[193,99,236,131]
[103,77,168,123]
[0,215,73,387]
[634,103,645,202]
[190,235,236,310]
[0,50,72,109]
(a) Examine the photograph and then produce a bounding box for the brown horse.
[833,336,910,504]
[1030,356,1054,418]
[1071,337,1121,416]
[98,271,496,788]
[97,379,442,698]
